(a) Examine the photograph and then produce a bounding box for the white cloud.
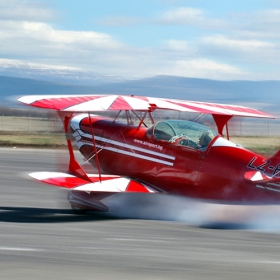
[159,7,228,29]
[0,20,123,57]
[229,9,280,39]
[160,7,204,24]
[155,58,245,80]
[1,1,280,81]
[0,0,54,21]
[202,35,274,52]
[159,7,280,40]
[199,34,280,65]
[165,40,194,52]
[251,9,280,39]
[254,9,280,24]
[185,59,241,74]
[0,58,81,71]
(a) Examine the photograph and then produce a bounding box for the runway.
[2,148,280,279]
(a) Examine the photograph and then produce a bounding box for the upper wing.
[18,94,273,118]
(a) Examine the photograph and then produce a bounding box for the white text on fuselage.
[134,139,163,151]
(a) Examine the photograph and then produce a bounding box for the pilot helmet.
[200,130,214,146]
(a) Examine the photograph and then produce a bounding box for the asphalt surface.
[2,147,280,279]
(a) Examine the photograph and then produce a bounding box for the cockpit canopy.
[149,120,218,150]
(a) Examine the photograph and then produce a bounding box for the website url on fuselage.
[134,139,163,151]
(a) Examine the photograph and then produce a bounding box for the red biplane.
[18,94,280,214]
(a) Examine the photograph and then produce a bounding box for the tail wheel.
[70,204,87,215]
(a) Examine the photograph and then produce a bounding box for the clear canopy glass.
[151,120,218,150]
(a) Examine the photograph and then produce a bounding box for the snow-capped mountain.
[0,59,126,86]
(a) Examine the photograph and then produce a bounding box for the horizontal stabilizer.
[29,172,158,193]
[244,171,270,182]
[245,171,280,194]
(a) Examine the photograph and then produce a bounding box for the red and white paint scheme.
[17,94,280,213]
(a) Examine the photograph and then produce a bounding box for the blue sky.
[1,0,280,80]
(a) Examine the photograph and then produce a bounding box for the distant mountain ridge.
[0,59,126,86]
[0,75,279,115]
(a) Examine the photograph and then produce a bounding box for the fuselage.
[70,114,280,204]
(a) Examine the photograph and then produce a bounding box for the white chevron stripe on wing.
[73,178,130,192]
[64,95,118,111]
[121,96,150,110]
[147,97,196,112]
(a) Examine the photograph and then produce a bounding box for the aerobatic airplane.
[18,94,280,214]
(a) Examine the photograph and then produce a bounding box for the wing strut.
[58,112,92,182]
[113,110,122,123]
[225,122,230,140]
[88,112,102,182]
[212,114,232,138]
[148,111,155,124]
[136,111,147,129]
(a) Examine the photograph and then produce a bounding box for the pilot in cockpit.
[198,131,214,150]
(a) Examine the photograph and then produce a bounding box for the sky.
[1,0,280,80]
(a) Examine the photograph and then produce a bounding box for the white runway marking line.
[257,261,280,264]
[0,246,42,251]
[105,238,168,243]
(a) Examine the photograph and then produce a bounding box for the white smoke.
[54,189,280,232]
[101,193,280,231]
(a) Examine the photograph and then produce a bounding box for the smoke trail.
[53,187,280,231]
[100,193,280,231]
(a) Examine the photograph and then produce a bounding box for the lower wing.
[29,172,158,193]
[29,172,160,212]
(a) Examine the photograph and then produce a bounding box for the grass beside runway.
[231,136,280,156]
[0,132,66,148]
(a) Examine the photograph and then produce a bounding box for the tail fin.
[268,150,280,163]
[245,149,280,182]
[266,150,280,178]
[245,149,280,194]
